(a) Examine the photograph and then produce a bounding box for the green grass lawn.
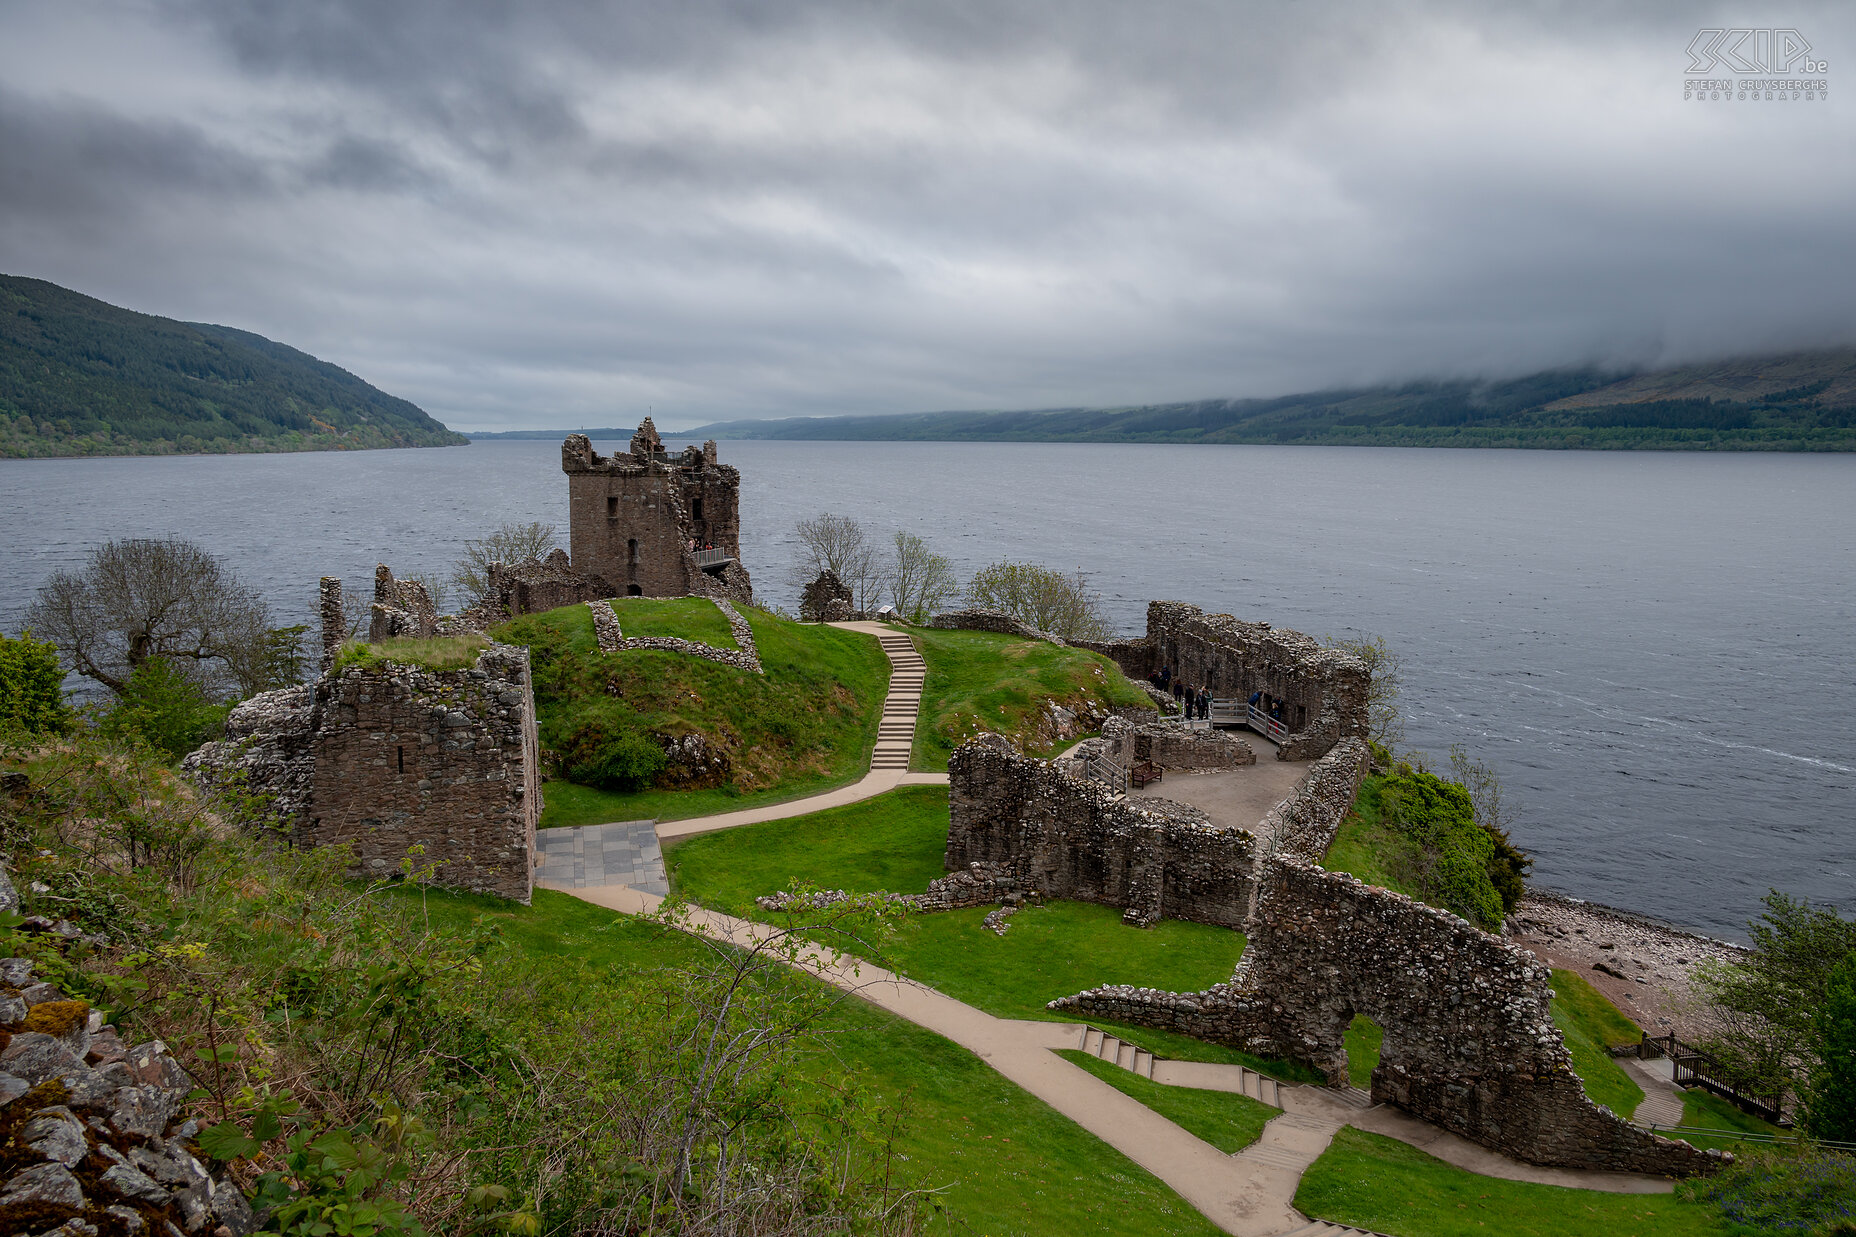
[608,595,737,647]
[401,885,1228,1237]
[1347,1015,1385,1089]
[494,602,889,826]
[665,786,1322,1081]
[1672,1087,1791,1153]
[1550,968,1645,1117]
[906,626,1153,770]
[1055,1050,1278,1153]
[1295,1127,1728,1237]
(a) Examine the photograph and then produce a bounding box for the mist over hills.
[662,351,1856,451]
[0,275,467,459]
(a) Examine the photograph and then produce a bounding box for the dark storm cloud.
[2,0,1852,429]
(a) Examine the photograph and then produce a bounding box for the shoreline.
[1513,888,1748,1042]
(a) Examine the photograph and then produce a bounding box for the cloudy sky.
[1,1,1850,431]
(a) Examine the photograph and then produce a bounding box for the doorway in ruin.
[1344,1014,1384,1092]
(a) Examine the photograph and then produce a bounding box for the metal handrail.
[1248,704,1290,743]
[691,548,735,568]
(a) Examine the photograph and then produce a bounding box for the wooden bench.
[1130,760,1163,789]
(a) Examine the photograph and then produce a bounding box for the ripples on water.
[3,439,1851,939]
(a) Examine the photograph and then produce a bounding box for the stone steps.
[867,632,926,772]
[1077,1025,1156,1079]
[1280,1221,1395,1236]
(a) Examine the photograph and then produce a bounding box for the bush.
[559,716,666,791]
[0,630,72,736]
[1379,769,1505,930]
[965,561,1110,641]
[1807,952,1856,1141]
[96,656,228,761]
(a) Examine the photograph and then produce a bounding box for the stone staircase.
[1076,1026,1289,1107]
[1279,1222,1395,1236]
[871,632,924,771]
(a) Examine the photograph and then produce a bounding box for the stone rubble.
[0,952,257,1236]
[584,597,764,674]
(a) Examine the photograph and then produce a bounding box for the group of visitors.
[685,538,717,553]
[1248,689,1289,723]
[1153,664,1213,720]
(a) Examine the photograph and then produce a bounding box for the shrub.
[0,630,72,736]
[1379,769,1505,930]
[1807,952,1856,1141]
[559,717,666,791]
[96,656,229,761]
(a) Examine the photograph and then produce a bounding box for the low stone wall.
[584,597,763,674]
[928,608,1064,644]
[947,736,1256,928]
[1103,716,1255,770]
[302,643,540,902]
[1264,738,1371,861]
[0,952,257,1233]
[1053,855,1719,1176]
[1082,601,1369,760]
[800,571,854,622]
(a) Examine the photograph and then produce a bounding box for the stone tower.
[561,420,752,602]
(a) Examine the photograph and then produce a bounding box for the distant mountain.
[683,350,1856,451]
[0,275,467,458]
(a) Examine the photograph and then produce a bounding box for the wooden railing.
[1640,1032,1790,1127]
[1087,755,1129,795]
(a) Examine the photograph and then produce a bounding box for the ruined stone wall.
[181,684,317,826]
[561,425,750,603]
[947,737,1255,928]
[303,643,539,903]
[1102,717,1256,770]
[1082,602,1368,760]
[1053,854,1717,1176]
[368,564,440,642]
[1264,738,1371,861]
[474,549,615,621]
[927,608,1065,644]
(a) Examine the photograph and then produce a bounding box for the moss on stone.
[22,998,89,1037]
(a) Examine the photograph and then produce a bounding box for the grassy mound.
[907,627,1154,770]
[333,633,489,673]
[665,787,1319,1081]
[1296,1127,1726,1237]
[1675,1087,1789,1153]
[608,596,737,647]
[1055,1050,1278,1153]
[492,601,888,825]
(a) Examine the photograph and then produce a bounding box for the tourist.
[1198,686,1211,719]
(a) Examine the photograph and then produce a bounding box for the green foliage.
[0,630,71,736]
[254,624,312,692]
[1377,769,1505,930]
[908,626,1154,770]
[0,273,466,458]
[96,656,229,761]
[888,530,958,621]
[964,561,1111,640]
[1698,891,1856,1103]
[1806,952,1856,1141]
[1680,1146,1856,1235]
[333,635,490,674]
[1055,1050,1277,1153]
[1549,969,1645,1116]
[1301,1126,1728,1237]
[1327,632,1403,750]
[495,602,888,823]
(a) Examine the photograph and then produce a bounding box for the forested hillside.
[0,274,467,458]
[686,351,1856,450]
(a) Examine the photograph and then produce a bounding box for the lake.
[3,438,1851,939]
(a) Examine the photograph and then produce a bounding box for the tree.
[887,531,958,621]
[965,561,1110,640]
[451,521,558,601]
[1699,891,1856,1101]
[97,656,230,761]
[1328,632,1404,752]
[0,631,72,736]
[792,513,882,612]
[1806,951,1856,1140]
[25,537,272,698]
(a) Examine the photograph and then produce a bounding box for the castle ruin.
[561,419,752,604]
